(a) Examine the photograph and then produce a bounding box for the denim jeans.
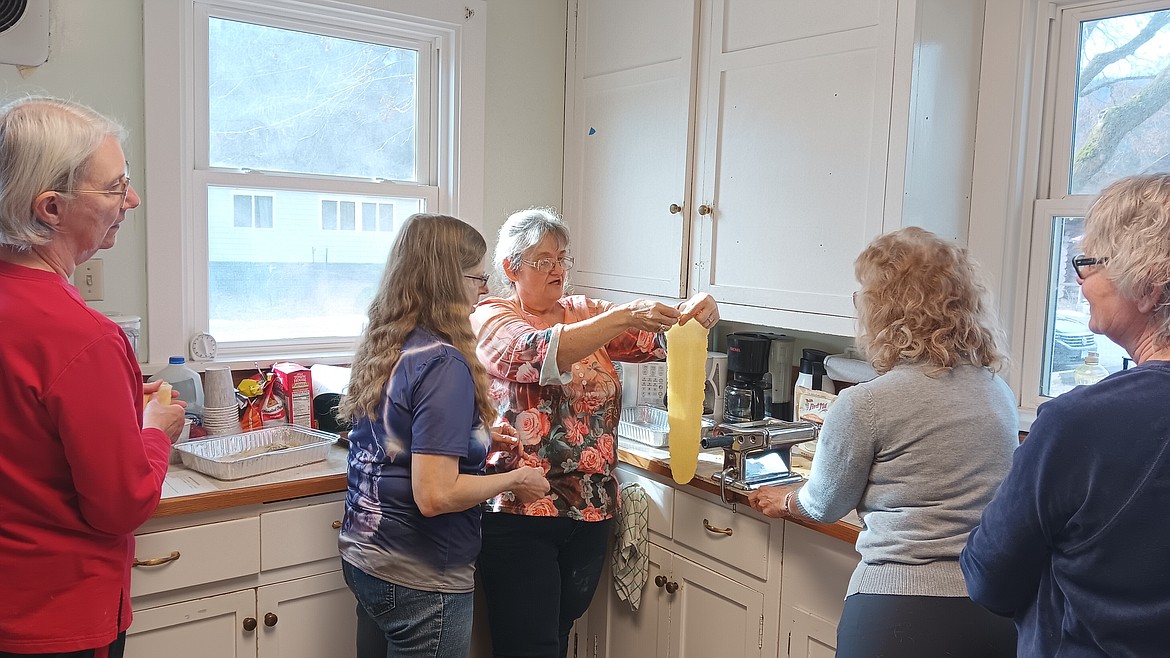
[342,560,474,658]
[478,513,613,658]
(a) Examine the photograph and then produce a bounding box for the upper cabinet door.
[691,0,897,320]
[564,0,700,298]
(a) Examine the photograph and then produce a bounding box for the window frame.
[1011,0,1169,413]
[143,0,484,367]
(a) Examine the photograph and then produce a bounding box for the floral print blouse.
[470,295,665,520]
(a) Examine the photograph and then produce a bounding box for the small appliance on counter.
[724,332,770,423]
[617,361,668,408]
[703,351,728,422]
[763,334,795,420]
[700,418,818,503]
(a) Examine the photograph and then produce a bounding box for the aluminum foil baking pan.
[174,425,337,480]
[618,405,714,448]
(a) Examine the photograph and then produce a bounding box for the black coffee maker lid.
[726,332,770,377]
[799,348,830,375]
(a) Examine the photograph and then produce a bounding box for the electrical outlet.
[76,258,104,301]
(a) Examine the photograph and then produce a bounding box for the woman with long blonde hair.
[749,227,1018,657]
[338,213,548,658]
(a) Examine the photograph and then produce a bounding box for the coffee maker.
[724,332,770,423]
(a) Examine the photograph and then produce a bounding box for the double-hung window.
[1019,0,1170,406]
[144,0,483,364]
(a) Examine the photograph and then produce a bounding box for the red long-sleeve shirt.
[0,261,170,653]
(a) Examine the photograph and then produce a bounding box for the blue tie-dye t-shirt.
[338,327,490,593]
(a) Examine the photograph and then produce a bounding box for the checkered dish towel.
[613,482,649,611]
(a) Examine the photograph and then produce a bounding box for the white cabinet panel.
[671,555,764,658]
[126,589,256,658]
[603,543,671,658]
[565,0,698,298]
[672,491,770,580]
[616,464,675,540]
[787,607,838,658]
[260,500,344,571]
[256,570,356,658]
[721,0,882,52]
[132,517,260,598]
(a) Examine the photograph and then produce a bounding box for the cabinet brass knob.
[264,612,278,627]
[665,581,679,594]
[669,203,683,215]
[654,575,668,588]
[242,617,257,632]
[133,551,181,567]
[698,204,713,216]
[331,520,342,529]
[703,519,733,536]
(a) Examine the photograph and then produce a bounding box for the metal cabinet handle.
[665,581,679,594]
[654,575,668,588]
[698,204,713,216]
[669,203,683,215]
[331,520,342,529]
[264,612,278,627]
[703,519,733,536]
[133,551,181,567]
[243,617,257,632]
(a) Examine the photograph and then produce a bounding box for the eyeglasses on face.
[60,175,131,203]
[464,274,490,286]
[521,256,574,273]
[1071,254,1109,279]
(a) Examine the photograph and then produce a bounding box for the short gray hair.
[1083,174,1170,348]
[492,206,571,292]
[0,96,127,249]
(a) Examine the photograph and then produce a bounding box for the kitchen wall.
[0,0,568,324]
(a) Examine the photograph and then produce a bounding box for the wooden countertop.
[153,439,860,545]
[616,443,861,544]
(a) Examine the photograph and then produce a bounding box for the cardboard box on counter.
[272,362,315,429]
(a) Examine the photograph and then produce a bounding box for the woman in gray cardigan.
[748,227,1018,658]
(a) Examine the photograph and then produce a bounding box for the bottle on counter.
[1073,351,1110,386]
[150,356,205,417]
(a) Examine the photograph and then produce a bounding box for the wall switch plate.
[76,258,104,301]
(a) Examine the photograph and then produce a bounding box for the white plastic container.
[104,313,141,361]
[150,356,205,416]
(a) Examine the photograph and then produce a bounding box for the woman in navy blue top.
[962,174,1170,656]
[337,213,548,658]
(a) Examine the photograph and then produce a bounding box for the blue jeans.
[342,560,474,658]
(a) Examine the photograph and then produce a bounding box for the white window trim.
[971,0,1166,424]
[143,0,484,368]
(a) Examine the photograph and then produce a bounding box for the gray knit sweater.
[795,363,1017,597]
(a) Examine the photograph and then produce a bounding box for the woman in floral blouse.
[471,207,719,658]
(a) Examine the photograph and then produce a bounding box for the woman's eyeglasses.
[61,176,131,203]
[464,274,490,286]
[521,256,574,273]
[1071,255,1109,279]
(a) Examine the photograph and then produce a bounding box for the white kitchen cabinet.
[125,589,256,658]
[126,495,353,658]
[670,553,765,658]
[778,522,858,658]
[256,570,356,658]
[564,0,699,298]
[565,0,983,335]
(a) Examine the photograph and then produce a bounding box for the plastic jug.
[150,356,205,416]
[1073,351,1109,386]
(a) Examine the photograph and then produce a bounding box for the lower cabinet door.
[785,606,837,658]
[604,543,671,658]
[126,589,256,658]
[256,570,357,658]
[669,554,765,658]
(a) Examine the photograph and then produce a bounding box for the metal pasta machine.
[700,418,818,503]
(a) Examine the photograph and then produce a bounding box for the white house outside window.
[1020,0,1170,406]
[143,0,483,364]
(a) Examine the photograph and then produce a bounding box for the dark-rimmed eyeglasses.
[60,175,131,203]
[1071,255,1109,279]
[521,256,574,273]
[464,274,489,286]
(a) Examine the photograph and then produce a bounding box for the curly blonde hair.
[1082,174,1170,349]
[854,227,1006,374]
[338,213,495,425]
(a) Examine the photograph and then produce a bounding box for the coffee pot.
[724,332,770,423]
